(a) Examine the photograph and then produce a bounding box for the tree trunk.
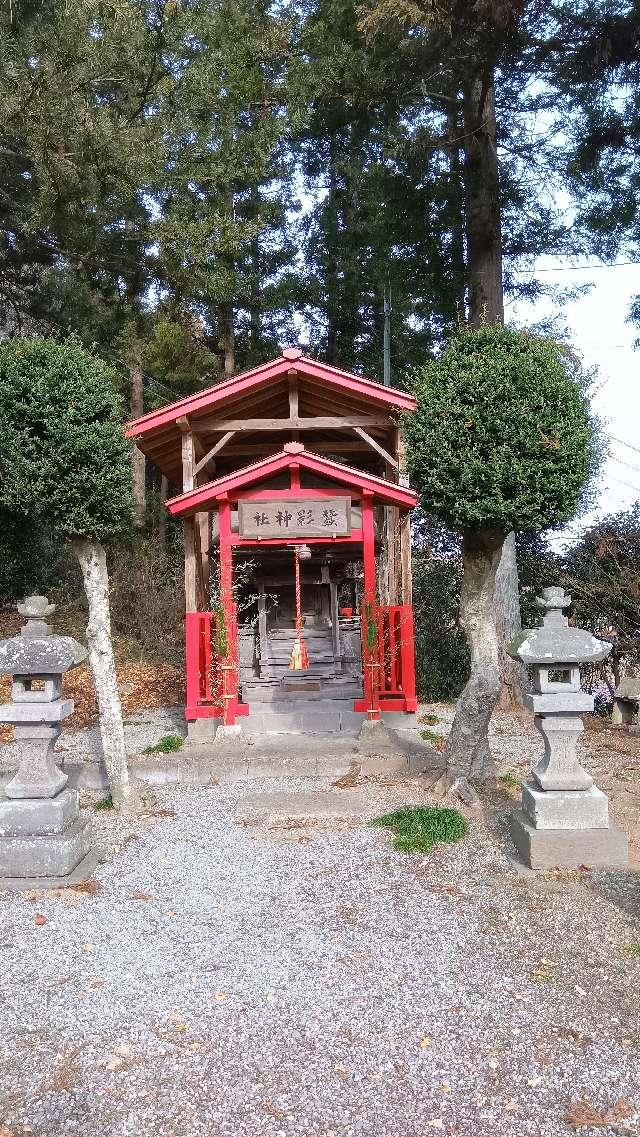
[219,304,234,378]
[71,538,136,811]
[130,364,146,529]
[494,531,526,709]
[462,73,504,327]
[249,186,261,358]
[446,104,467,315]
[326,133,339,363]
[445,527,505,782]
[461,69,521,707]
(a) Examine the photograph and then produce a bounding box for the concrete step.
[242,697,366,735]
[243,681,362,703]
[242,707,366,735]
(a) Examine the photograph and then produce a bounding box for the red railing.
[354,604,417,717]
[185,609,248,723]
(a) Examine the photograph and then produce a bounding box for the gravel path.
[1,728,640,1137]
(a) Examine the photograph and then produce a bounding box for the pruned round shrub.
[403,324,598,532]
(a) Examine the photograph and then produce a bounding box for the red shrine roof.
[165,443,418,518]
[126,347,416,443]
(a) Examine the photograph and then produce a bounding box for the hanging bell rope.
[289,546,309,671]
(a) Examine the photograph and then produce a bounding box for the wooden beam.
[193,430,236,478]
[184,519,197,612]
[181,430,195,493]
[352,426,398,469]
[221,441,372,457]
[288,374,299,418]
[196,416,390,432]
[397,432,412,604]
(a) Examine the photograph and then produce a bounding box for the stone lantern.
[508,586,628,869]
[0,595,97,886]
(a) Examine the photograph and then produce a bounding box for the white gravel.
[1,755,639,1137]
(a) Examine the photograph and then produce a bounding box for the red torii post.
[361,491,381,722]
[218,494,239,727]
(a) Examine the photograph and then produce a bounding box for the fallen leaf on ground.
[262,1102,286,1120]
[131,891,152,900]
[113,1043,132,1058]
[565,1097,635,1128]
[426,1121,444,1130]
[332,764,362,788]
[420,1037,432,1048]
[70,879,100,895]
[34,914,47,926]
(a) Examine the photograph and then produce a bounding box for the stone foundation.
[510,810,629,871]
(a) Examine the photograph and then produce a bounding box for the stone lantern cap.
[0,595,87,677]
[508,586,611,666]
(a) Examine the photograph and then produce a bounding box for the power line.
[608,474,640,494]
[516,261,640,274]
[611,436,640,458]
[610,455,640,475]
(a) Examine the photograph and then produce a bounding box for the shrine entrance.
[126,348,419,733]
[235,542,363,703]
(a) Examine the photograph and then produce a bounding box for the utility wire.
[608,475,640,494]
[516,261,640,273]
[610,455,640,475]
[611,436,640,458]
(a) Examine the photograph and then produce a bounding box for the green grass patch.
[144,734,184,754]
[419,712,440,725]
[420,728,441,744]
[624,943,640,958]
[371,805,469,854]
[499,771,521,790]
[94,794,114,811]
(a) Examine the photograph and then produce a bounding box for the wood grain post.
[180,426,197,613]
[219,496,238,725]
[361,492,380,720]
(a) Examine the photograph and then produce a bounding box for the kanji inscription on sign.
[238,498,351,538]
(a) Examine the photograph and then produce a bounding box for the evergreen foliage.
[404,325,598,533]
[0,338,133,540]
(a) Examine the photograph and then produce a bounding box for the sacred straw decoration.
[289,545,310,671]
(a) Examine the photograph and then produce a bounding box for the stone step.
[242,705,366,735]
[242,682,362,703]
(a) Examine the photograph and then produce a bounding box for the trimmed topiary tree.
[404,324,598,790]
[0,337,135,808]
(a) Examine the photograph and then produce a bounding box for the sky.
[513,259,640,549]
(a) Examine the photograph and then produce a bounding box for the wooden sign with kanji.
[238,497,351,538]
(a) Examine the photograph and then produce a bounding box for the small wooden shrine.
[126,348,418,727]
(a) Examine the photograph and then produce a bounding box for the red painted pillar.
[219,496,238,725]
[361,493,380,721]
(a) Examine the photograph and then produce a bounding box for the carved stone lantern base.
[510,808,629,871]
[0,787,97,888]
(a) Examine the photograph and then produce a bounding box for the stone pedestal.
[0,787,95,884]
[510,810,629,870]
[0,595,97,888]
[508,586,629,871]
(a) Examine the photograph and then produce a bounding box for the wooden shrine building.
[126,348,418,730]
